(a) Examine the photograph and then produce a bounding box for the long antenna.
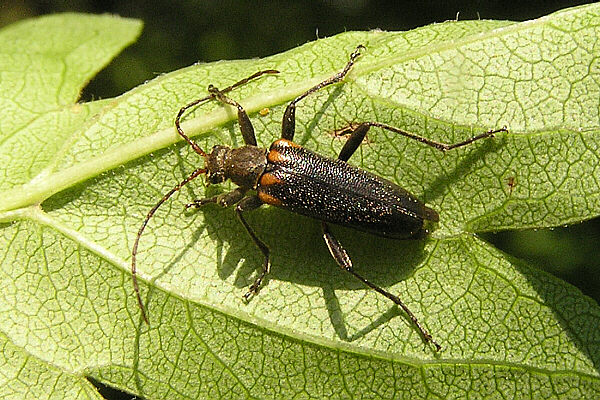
[133,68,279,323]
[131,167,206,324]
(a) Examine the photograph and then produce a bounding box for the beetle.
[131,45,506,351]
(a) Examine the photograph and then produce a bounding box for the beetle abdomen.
[257,139,439,239]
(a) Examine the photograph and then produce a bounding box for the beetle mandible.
[131,45,507,351]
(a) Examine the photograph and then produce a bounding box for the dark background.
[2,1,599,399]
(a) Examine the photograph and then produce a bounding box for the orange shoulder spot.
[258,191,283,206]
[272,138,301,148]
[268,139,302,163]
[267,148,287,164]
[259,172,283,186]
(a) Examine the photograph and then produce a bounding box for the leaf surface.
[1,7,599,399]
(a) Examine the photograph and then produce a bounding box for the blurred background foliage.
[1,3,598,396]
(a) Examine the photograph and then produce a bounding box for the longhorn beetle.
[131,45,507,351]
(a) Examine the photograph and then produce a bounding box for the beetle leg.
[321,221,442,351]
[281,45,365,141]
[234,196,272,301]
[337,122,507,161]
[176,69,279,149]
[209,85,258,146]
[336,123,370,161]
[362,123,506,152]
[185,187,247,209]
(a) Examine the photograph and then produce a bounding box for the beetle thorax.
[205,145,267,189]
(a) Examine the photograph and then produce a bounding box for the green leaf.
[1,6,600,399]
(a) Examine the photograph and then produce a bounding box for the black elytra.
[131,45,507,351]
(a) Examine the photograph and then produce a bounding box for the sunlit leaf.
[1,7,599,399]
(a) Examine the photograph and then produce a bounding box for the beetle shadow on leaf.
[422,132,506,204]
[296,86,346,146]
[315,221,429,342]
[198,202,429,342]
[323,287,404,342]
